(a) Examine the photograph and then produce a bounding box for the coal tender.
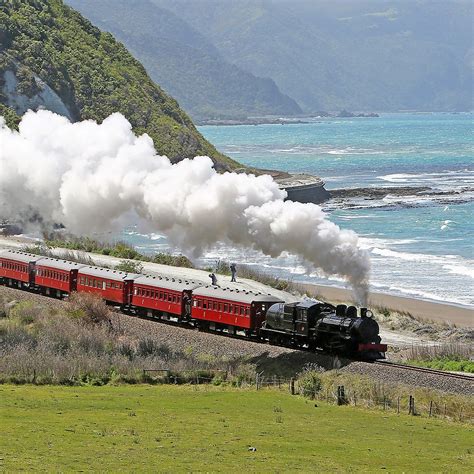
[262,300,387,359]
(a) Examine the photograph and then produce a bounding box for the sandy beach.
[299,283,474,328]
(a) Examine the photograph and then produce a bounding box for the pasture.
[1,385,472,472]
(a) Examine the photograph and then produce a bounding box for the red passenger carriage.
[77,266,137,305]
[35,257,84,297]
[131,275,201,319]
[0,250,39,287]
[191,286,283,334]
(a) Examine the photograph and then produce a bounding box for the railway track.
[373,360,474,382]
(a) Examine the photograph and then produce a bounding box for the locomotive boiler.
[262,300,386,359]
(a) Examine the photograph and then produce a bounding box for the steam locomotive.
[0,249,387,359]
[262,301,385,359]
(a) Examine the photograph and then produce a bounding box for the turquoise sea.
[123,113,474,307]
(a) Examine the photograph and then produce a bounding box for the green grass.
[1,385,472,472]
[409,359,474,373]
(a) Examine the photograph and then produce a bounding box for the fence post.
[397,397,400,414]
[383,396,386,411]
[409,395,415,415]
[290,378,295,395]
[444,403,447,418]
[429,401,433,417]
[337,386,346,406]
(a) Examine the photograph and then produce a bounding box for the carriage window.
[224,304,229,313]
[102,281,106,290]
[245,308,250,316]
[159,291,163,300]
[197,300,202,308]
[240,307,244,315]
[203,301,207,309]
[193,300,197,307]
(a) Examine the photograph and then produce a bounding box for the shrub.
[297,370,323,399]
[115,260,144,273]
[67,292,111,325]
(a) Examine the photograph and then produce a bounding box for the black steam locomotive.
[261,300,386,359]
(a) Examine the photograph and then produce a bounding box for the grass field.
[1,385,473,472]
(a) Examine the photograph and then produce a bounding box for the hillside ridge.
[0,0,238,170]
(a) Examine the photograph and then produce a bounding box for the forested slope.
[0,0,238,169]
[66,0,302,120]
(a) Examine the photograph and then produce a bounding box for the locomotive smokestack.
[0,110,370,300]
[360,307,368,318]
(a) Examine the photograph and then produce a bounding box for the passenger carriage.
[191,286,283,335]
[131,274,201,319]
[0,250,40,288]
[76,266,138,305]
[35,257,84,297]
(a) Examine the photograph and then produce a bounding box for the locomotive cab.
[264,300,336,339]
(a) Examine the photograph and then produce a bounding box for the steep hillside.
[156,0,473,112]
[66,0,301,120]
[0,0,238,169]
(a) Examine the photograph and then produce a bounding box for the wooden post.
[429,401,433,417]
[397,397,400,414]
[337,386,346,406]
[444,403,447,418]
[409,395,415,415]
[383,396,386,411]
[290,378,295,395]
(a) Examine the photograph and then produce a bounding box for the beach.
[299,283,474,328]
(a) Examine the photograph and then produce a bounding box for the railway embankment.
[1,285,472,396]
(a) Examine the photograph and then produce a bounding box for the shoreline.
[0,235,472,327]
[299,282,473,328]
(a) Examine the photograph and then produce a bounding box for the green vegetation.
[407,343,474,373]
[212,259,301,293]
[24,236,194,268]
[67,0,301,120]
[0,0,238,169]
[0,293,249,385]
[410,359,474,373]
[0,103,20,129]
[1,384,473,471]
[296,368,473,422]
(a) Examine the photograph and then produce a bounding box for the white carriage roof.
[134,274,202,292]
[0,249,41,264]
[193,285,283,304]
[36,257,85,271]
[78,265,139,281]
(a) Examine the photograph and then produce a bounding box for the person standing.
[209,273,217,286]
[230,263,237,282]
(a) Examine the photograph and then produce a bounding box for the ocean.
[120,113,474,308]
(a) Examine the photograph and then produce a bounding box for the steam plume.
[0,111,370,302]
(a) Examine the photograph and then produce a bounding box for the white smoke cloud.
[0,110,370,301]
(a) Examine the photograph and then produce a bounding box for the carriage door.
[183,291,191,319]
[28,262,36,286]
